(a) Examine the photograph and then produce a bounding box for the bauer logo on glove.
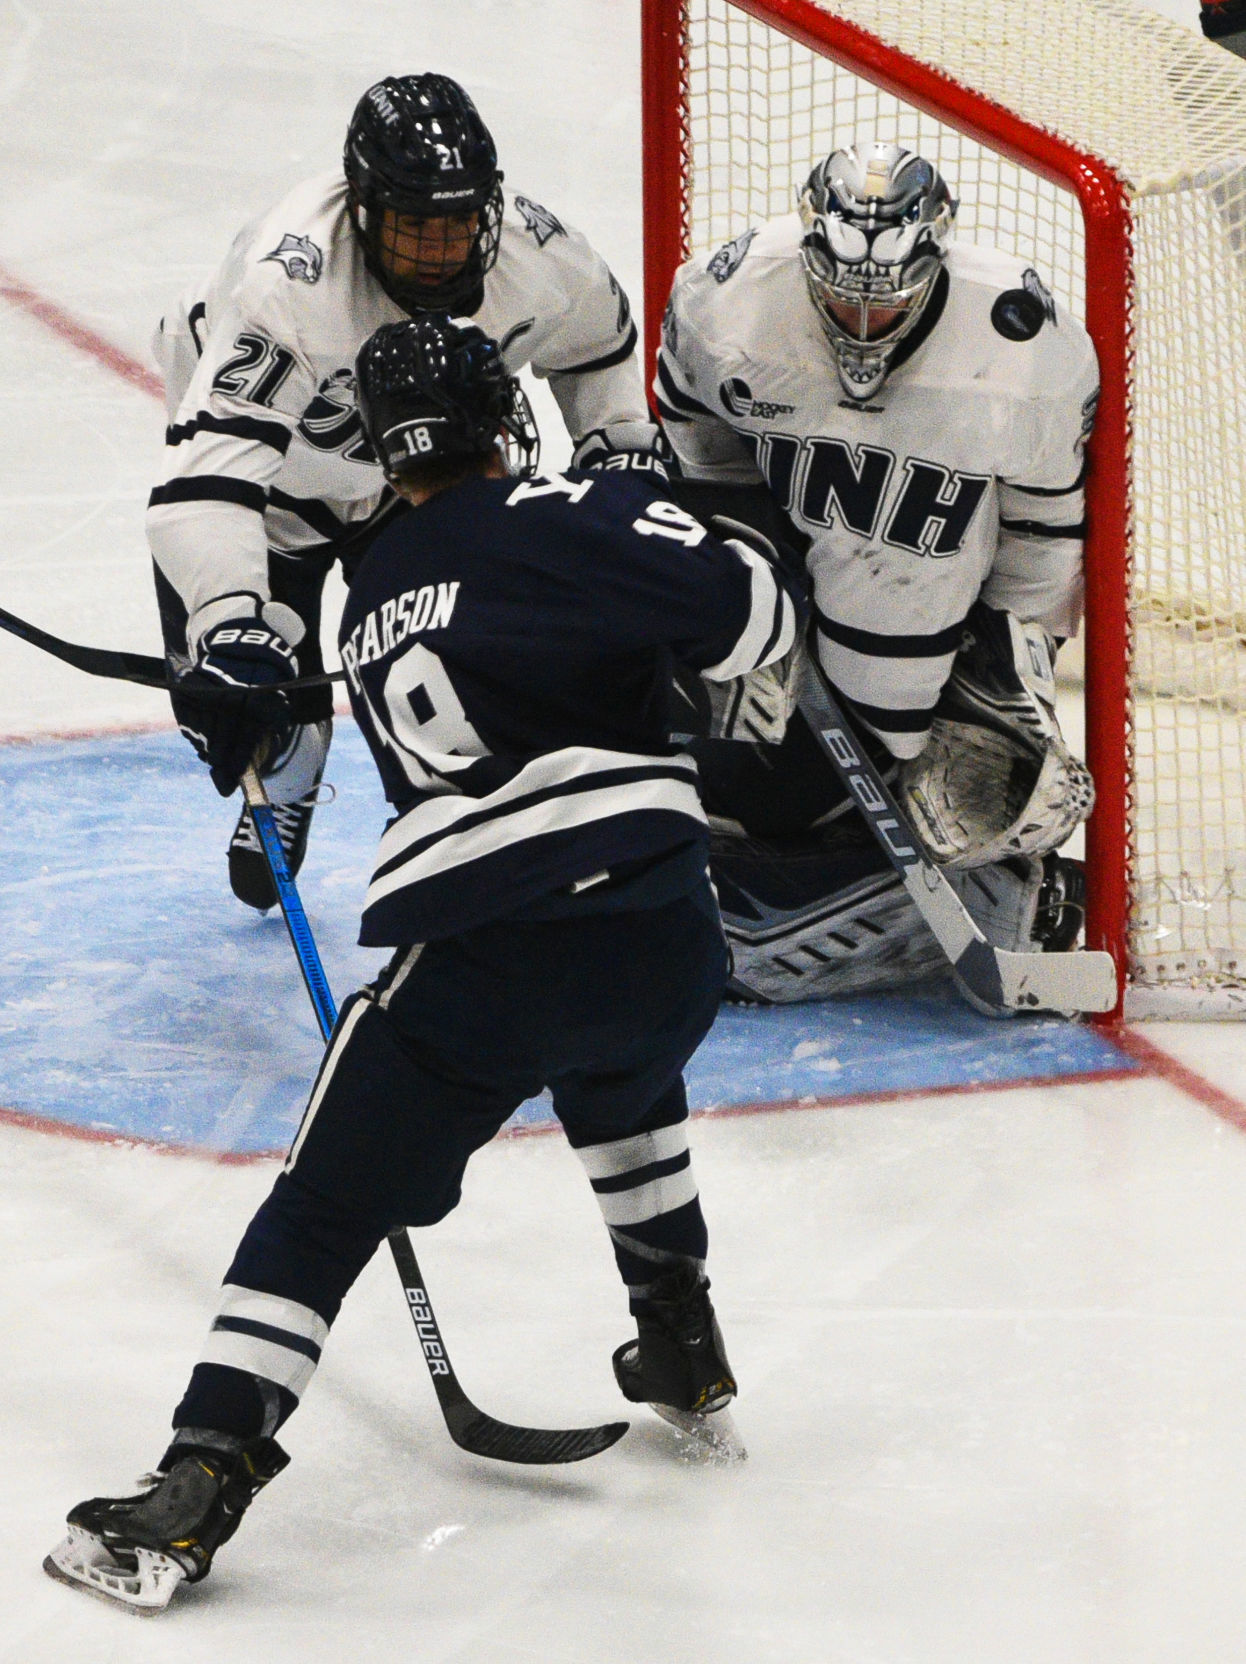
[170,613,300,797]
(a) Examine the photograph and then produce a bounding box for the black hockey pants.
[172,882,728,1442]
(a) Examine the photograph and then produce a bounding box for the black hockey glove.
[571,420,672,480]
[171,619,297,797]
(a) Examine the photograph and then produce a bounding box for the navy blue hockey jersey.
[339,468,800,944]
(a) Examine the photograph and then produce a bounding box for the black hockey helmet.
[354,316,539,484]
[343,73,504,315]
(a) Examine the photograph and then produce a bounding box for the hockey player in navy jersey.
[44,315,805,1612]
[160,72,664,913]
[656,142,1099,1006]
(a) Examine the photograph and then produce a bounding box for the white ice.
[5,0,1246,1659]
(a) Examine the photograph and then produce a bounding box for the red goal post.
[640,0,1246,1019]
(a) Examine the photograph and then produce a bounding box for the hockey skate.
[44,1436,288,1613]
[613,1265,745,1461]
[229,717,332,911]
[229,793,317,910]
[1032,853,1086,954]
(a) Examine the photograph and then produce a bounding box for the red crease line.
[0,261,164,401]
[0,1061,1148,1165]
[1109,1025,1246,1129]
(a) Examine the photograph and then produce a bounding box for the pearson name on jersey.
[339,469,799,944]
[657,218,1097,758]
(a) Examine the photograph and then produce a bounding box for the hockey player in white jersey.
[656,143,1099,1005]
[158,72,662,911]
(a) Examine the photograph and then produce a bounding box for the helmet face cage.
[799,143,956,399]
[344,74,505,315]
[355,317,539,485]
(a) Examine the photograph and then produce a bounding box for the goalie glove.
[897,602,1095,869]
[571,421,671,480]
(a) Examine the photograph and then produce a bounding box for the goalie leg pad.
[948,852,1086,955]
[712,827,947,1002]
[715,828,1084,1003]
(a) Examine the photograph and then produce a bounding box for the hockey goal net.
[641,0,1246,1018]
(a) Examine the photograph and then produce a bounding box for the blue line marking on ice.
[0,728,1138,1153]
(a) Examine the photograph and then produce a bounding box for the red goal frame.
[639,0,1134,1017]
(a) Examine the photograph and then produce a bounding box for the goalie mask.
[344,73,504,316]
[799,143,956,402]
[354,315,538,484]
[897,603,1095,870]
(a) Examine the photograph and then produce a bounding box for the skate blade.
[44,1526,186,1614]
[652,1402,747,1462]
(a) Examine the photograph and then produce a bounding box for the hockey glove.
[172,618,298,797]
[897,602,1095,868]
[571,420,672,480]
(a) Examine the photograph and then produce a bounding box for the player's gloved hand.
[171,618,298,797]
[571,420,672,480]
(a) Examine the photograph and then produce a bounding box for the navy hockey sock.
[572,1123,709,1302]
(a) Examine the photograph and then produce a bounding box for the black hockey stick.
[0,602,344,693]
[240,765,628,1464]
[797,661,1118,1016]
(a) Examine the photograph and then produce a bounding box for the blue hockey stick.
[240,765,627,1464]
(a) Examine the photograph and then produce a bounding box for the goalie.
[655,141,1098,1006]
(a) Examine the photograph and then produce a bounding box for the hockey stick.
[239,765,628,1463]
[0,602,344,693]
[797,662,1118,1016]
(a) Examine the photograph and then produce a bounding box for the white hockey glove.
[571,421,671,480]
[898,602,1095,868]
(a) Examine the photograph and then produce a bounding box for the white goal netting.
[673,0,1246,1015]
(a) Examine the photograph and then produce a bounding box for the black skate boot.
[1033,853,1087,953]
[228,793,317,911]
[44,1435,289,1612]
[612,1264,744,1460]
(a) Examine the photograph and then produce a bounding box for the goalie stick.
[797,663,1118,1016]
[0,602,344,693]
[240,765,629,1464]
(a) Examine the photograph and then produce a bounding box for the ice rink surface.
[5,0,1246,1659]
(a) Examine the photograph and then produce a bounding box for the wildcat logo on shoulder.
[262,234,324,284]
[707,228,756,284]
[515,196,565,247]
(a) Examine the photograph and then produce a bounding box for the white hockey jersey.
[657,217,1098,758]
[149,172,647,653]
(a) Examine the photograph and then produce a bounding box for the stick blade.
[444,1403,629,1464]
[955,941,1119,1016]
